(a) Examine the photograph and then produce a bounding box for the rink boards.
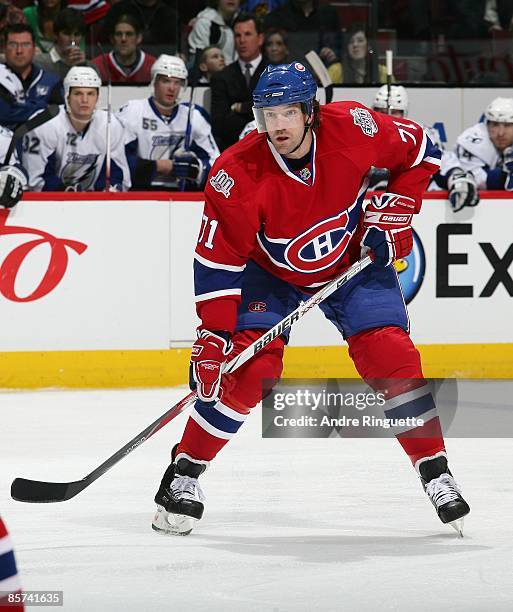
[0,192,511,387]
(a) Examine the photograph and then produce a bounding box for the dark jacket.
[210,58,267,150]
[264,0,340,60]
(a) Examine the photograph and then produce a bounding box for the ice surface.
[1,387,512,611]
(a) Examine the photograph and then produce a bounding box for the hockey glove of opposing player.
[502,145,513,191]
[171,150,203,184]
[0,165,26,208]
[190,330,233,403]
[361,192,414,268]
[447,168,479,211]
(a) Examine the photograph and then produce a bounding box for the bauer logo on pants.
[209,169,234,199]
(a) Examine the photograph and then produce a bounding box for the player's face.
[348,31,367,61]
[154,75,184,109]
[5,32,35,73]
[68,87,99,121]
[112,23,141,57]
[265,32,288,65]
[487,121,513,151]
[264,103,310,156]
[234,20,264,62]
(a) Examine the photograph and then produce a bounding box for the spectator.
[264,27,289,64]
[0,1,27,46]
[117,54,219,191]
[67,0,111,28]
[196,45,225,84]
[102,0,178,57]
[23,0,64,53]
[326,23,388,84]
[188,0,240,65]
[264,0,340,63]
[92,13,155,83]
[0,24,62,130]
[446,97,513,194]
[22,66,131,191]
[210,12,267,150]
[36,8,88,80]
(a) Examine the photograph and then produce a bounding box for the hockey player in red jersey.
[0,515,24,611]
[153,62,470,536]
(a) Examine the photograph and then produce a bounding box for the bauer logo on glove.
[362,192,415,267]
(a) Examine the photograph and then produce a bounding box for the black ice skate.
[152,446,208,536]
[416,452,470,537]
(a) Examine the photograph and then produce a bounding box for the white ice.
[1,387,512,612]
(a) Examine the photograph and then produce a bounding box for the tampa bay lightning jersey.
[116,97,219,189]
[445,121,503,188]
[21,106,131,191]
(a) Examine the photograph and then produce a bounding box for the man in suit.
[210,12,267,150]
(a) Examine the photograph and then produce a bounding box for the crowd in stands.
[0,1,512,199]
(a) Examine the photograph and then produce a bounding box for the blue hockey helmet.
[252,62,317,133]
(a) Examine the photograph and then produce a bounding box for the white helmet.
[151,54,188,86]
[373,85,409,115]
[484,97,513,123]
[63,66,101,112]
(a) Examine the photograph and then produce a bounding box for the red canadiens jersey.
[92,51,156,84]
[194,101,441,332]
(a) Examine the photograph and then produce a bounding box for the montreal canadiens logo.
[394,228,425,303]
[294,62,305,72]
[284,210,353,273]
[249,301,267,312]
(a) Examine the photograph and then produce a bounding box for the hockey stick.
[97,43,112,191]
[305,50,333,104]
[11,255,372,504]
[178,81,195,192]
[4,105,59,165]
[385,50,393,114]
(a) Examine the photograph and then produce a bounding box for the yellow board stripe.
[0,344,512,388]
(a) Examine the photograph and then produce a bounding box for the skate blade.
[152,505,195,536]
[449,517,464,537]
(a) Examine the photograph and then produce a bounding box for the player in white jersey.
[22,66,131,192]
[448,97,513,192]
[0,125,28,208]
[116,54,220,191]
[371,85,479,212]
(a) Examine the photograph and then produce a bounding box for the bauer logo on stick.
[210,169,234,198]
[350,108,378,137]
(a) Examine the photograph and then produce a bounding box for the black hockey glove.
[171,150,203,183]
[447,168,479,212]
[0,165,26,208]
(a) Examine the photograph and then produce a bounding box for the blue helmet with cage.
[252,62,317,132]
